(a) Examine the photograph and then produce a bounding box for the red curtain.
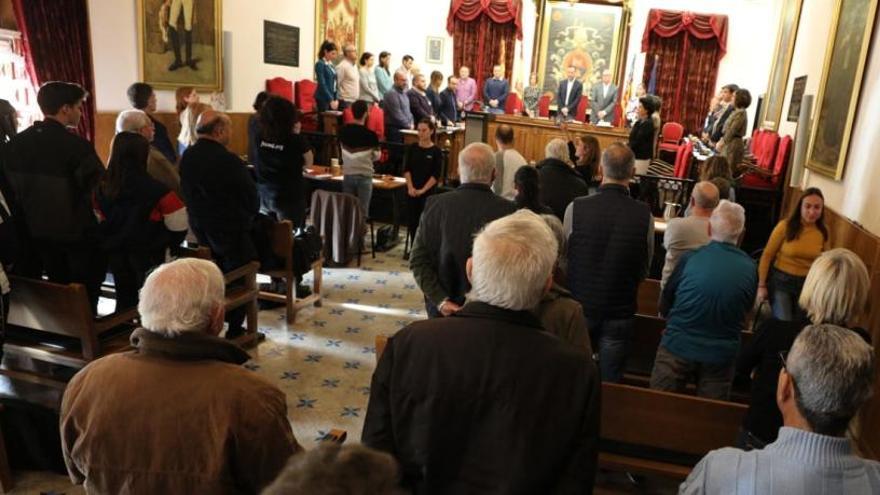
[12,0,97,142]
[641,9,728,134]
[448,0,522,92]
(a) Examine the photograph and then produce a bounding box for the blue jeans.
[343,174,373,218]
[587,316,635,383]
[769,268,806,322]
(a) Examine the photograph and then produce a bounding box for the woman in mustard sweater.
[757,188,829,320]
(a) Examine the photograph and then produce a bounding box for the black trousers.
[108,249,165,311]
[36,241,106,313]
[191,221,258,336]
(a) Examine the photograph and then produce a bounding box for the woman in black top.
[735,248,871,449]
[513,165,552,215]
[628,96,657,175]
[256,96,313,228]
[94,133,188,310]
[403,118,442,244]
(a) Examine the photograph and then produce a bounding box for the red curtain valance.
[641,9,728,57]
[447,0,523,40]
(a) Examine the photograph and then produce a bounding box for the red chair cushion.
[673,141,693,178]
[341,105,386,142]
[295,79,317,113]
[266,77,294,102]
[505,93,523,114]
[661,122,684,144]
[576,97,588,122]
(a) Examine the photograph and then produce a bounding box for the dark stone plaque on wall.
[787,75,807,123]
[264,20,299,67]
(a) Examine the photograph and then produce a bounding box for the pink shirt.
[456,77,477,111]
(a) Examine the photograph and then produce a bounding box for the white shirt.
[603,84,610,99]
[564,79,575,106]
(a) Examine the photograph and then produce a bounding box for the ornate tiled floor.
[9,238,425,494]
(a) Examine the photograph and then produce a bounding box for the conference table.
[486,115,631,164]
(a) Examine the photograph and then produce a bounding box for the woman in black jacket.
[735,248,871,449]
[513,165,552,215]
[628,96,657,176]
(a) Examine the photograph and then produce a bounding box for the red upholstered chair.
[266,77,294,102]
[658,122,685,154]
[537,95,551,118]
[471,101,483,112]
[575,96,588,122]
[342,105,385,142]
[295,79,318,132]
[612,105,623,127]
[673,141,694,178]
[743,135,792,189]
[505,92,523,114]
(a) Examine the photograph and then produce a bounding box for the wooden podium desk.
[401,126,466,181]
[487,115,630,163]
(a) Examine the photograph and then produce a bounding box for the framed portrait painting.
[806,0,878,180]
[136,0,223,91]
[315,0,366,62]
[533,1,626,103]
[759,0,803,131]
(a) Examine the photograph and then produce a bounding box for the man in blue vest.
[564,143,654,382]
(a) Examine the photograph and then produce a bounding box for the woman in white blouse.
[358,52,381,104]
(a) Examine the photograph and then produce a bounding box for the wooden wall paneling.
[486,115,630,164]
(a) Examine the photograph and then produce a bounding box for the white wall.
[778,0,880,235]
[88,0,316,112]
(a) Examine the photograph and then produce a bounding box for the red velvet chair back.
[341,105,386,141]
[472,101,483,112]
[576,96,588,122]
[759,132,780,169]
[770,135,792,185]
[266,77,294,102]
[295,79,317,113]
[612,105,623,127]
[660,122,684,145]
[505,93,523,114]
[673,141,693,178]
[538,95,551,117]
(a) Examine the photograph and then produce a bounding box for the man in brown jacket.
[61,258,301,494]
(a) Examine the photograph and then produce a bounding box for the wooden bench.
[600,382,747,479]
[2,276,139,388]
[178,246,263,347]
[256,220,323,324]
[637,279,662,317]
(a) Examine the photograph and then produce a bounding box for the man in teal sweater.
[650,200,757,400]
[680,324,879,494]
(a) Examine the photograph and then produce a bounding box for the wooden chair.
[600,382,747,479]
[2,276,139,388]
[257,220,323,324]
[178,246,263,347]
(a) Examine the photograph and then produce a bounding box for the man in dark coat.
[179,110,260,337]
[409,143,516,318]
[364,209,600,494]
[556,66,583,122]
[537,138,589,220]
[407,74,434,125]
[436,76,460,126]
[1,81,105,310]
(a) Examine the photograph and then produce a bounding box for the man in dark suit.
[364,209,600,494]
[589,69,619,124]
[407,74,434,124]
[556,66,583,122]
[409,143,517,318]
[710,83,739,144]
[436,76,460,126]
[179,110,260,338]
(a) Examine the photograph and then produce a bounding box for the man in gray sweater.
[680,324,879,494]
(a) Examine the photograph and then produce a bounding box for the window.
[0,28,40,129]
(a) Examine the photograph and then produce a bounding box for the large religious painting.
[806,0,878,180]
[137,0,223,91]
[759,0,803,131]
[315,0,366,61]
[534,1,625,103]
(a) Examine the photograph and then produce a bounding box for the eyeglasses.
[778,351,789,370]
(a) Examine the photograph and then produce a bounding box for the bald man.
[179,110,260,338]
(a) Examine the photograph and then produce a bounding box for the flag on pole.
[647,54,659,94]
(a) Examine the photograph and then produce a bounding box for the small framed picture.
[426,36,444,64]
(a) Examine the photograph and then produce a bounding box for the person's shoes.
[225,326,245,340]
[168,60,183,71]
[295,284,312,299]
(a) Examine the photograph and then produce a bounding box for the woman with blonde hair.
[175,86,200,156]
[736,248,871,448]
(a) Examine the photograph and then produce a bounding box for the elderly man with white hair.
[60,258,301,494]
[536,137,589,219]
[650,200,757,399]
[115,108,181,195]
[364,209,600,493]
[682,324,879,494]
[409,142,516,317]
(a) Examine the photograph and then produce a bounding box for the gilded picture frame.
[136,0,224,91]
[314,0,366,64]
[759,0,803,131]
[533,0,627,106]
[806,0,878,180]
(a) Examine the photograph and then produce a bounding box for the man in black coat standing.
[556,66,583,122]
[537,138,589,220]
[409,142,516,318]
[179,110,260,338]
[364,209,600,494]
[1,82,105,310]
[436,76,460,126]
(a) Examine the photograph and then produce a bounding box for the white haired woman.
[536,138,589,219]
[736,248,871,449]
